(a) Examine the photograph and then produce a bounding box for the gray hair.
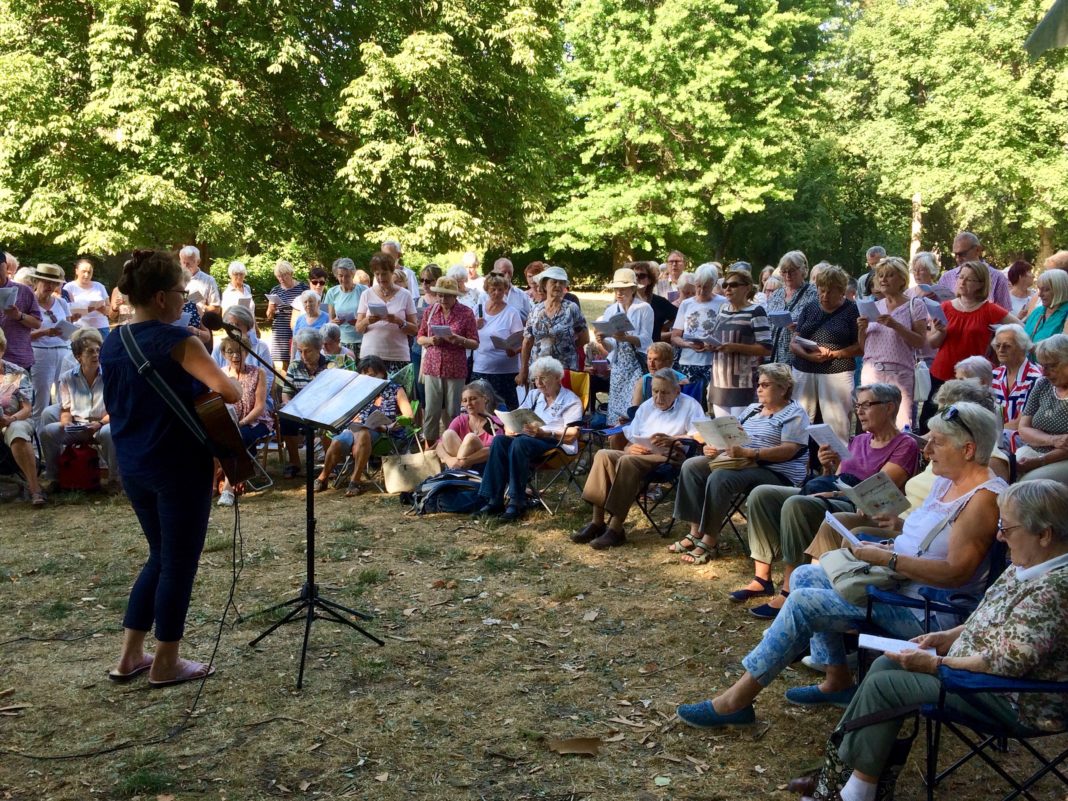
[677,272,697,289]
[321,322,342,342]
[493,257,513,275]
[911,251,940,278]
[866,246,886,260]
[927,401,999,465]
[274,259,295,278]
[1035,333,1068,367]
[651,368,681,390]
[764,275,783,292]
[955,231,981,250]
[179,245,200,260]
[298,289,321,313]
[227,260,246,277]
[446,265,469,284]
[777,250,808,277]
[293,327,323,350]
[529,356,564,381]
[757,362,795,399]
[332,257,356,273]
[382,238,403,255]
[1037,269,1068,307]
[954,355,994,386]
[463,379,501,410]
[694,263,719,289]
[1000,480,1068,545]
[223,304,255,331]
[993,323,1032,353]
[70,327,103,358]
[933,379,999,416]
[856,382,902,414]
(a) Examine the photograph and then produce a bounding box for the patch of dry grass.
[0,482,1062,800]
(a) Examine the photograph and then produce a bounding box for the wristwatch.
[888,553,899,571]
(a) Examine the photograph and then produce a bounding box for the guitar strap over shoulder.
[119,324,208,447]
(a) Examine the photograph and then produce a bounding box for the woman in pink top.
[417,277,479,446]
[355,252,417,372]
[858,257,929,428]
[435,380,503,470]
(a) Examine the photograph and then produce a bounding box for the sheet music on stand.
[279,370,388,432]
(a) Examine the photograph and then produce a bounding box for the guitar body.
[194,392,257,485]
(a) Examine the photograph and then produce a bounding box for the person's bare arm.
[172,337,241,403]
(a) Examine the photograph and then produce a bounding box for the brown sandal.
[344,481,365,497]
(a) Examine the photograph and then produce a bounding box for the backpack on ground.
[409,469,483,515]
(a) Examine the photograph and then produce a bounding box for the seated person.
[474,356,584,522]
[737,383,920,618]
[435,379,502,471]
[1016,333,1068,482]
[572,369,706,550]
[281,328,331,478]
[0,330,48,505]
[954,354,994,387]
[321,323,357,370]
[675,402,1005,726]
[314,355,412,496]
[216,335,273,507]
[629,341,688,409]
[671,363,811,565]
[211,304,275,405]
[990,323,1042,450]
[793,479,1068,801]
[40,329,118,493]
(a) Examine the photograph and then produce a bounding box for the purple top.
[0,278,42,369]
[937,264,1012,311]
[840,431,920,479]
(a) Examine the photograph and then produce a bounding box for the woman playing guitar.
[100,249,241,687]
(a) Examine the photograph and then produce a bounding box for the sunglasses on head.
[941,405,975,442]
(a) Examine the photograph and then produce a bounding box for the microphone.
[201,310,242,339]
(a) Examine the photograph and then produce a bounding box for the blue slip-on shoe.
[676,700,756,728]
[784,684,857,707]
[728,576,775,603]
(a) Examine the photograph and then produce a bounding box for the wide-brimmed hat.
[604,267,638,290]
[29,263,65,284]
[430,277,462,296]
[533,265,569,284]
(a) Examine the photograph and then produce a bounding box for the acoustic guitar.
[194,391,257,485]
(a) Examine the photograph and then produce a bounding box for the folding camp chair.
[921,665,1068,801]
[633,437,701,537]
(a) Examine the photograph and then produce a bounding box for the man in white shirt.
[572,370,706,549]
[490,258,533,322]
[381,238,420,298]
[178,245,222,315]
[655,251,687,297]
[936,231,1012,309]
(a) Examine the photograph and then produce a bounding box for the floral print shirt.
[525,300,587,371]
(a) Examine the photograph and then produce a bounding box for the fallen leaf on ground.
[582,609,599,622]
[604,732,625,742]
[638,662,658,674]
[374,772,389,782]
[545,736,601,757]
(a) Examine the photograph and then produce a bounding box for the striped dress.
[268,281,309,362]
[708,303,771,409]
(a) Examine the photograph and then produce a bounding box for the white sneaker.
[218,490,235,507]
[801,652,858,673]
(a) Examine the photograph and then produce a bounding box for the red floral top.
[418,302,478,380]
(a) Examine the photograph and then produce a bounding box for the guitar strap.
[119,324,209,447]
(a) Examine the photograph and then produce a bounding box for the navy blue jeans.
[478,434,557,509]
[122,462,213,641]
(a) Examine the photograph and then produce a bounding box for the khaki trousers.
[581,449,667,522]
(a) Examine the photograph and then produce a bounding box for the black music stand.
[244,368,387,688]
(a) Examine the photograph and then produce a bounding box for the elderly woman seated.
[0,329,47,504]
[40,329,118,493]
[474,356,584,522]
[435,380,502,471]
[314,355,412,496]
[1017,334,1068,481]
[738,383,921,618]
[790,479,1068,801]
[990,323,1042,449]
[571,369,706,550]
[670,363,812,565]
[280,327,331,478]
[954,355,994,387]
[675,402,1005,726]
[321,323,357,370]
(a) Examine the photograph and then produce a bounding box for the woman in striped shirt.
[707,267,771,417]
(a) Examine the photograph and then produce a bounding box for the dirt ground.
[2,473,1065,801]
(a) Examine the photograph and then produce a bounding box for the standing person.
[790,265,862,445]
[355,251,417,373]
[518,266,588,385]
[64,257,112,340]
[445,265,486,312]
[858,257,929,429]
[265,260,308,371]
[325,257,366,357]
[101,249,241,687]
[472,274,525,410]
[766,250,818,366]
[669,263,724,396]
[178,246,222,316]
[631,261,678,344]
[1023,268,1068,345]
[0,253,41,371]
[461,251,483,293]
[593,268,654,423]
[220,261,253,312]
[707,268,771,417]
[381,238,420,298]
[907,251,942,299]
[936,231,1012,309]
[290,289,330,351]
[417,278,479,446]
[1007,259,1036,318]
[305,266,329,301]
[28,264,73,420]
[656,251,687,298]
[855,246,886,300]
[487,258,533,321]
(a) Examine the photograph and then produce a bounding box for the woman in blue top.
[100,249,241,688]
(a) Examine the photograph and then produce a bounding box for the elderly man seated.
[40,329,118,492]
[572,369,706,549]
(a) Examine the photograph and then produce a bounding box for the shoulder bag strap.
[914,493,974,557]
[119,324,208,446]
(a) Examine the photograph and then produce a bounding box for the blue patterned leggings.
[741,564,926,687]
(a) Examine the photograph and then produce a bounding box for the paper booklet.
[56,319,80,340]
[823,510,863,547]
[923,298,948,326]
[695,417,749,450]
[349,408,392,431]
[858,633,935,656]
[430,325,454,338]
[171,311,192,328]
[768,310,794,328]
[279,370,388,432]
[793,336,819,351]
[186,290,204,305]
[684,333,724,347]
[237,296,254,310]
[266,293,285,306]
[591,312,634,336]
[367,303,389,318]
[497,408,545,434]
[837,472,911,519]
[917,283,955,301]
[490,330,524,350]
[807,423,851,460]
[0,286,17,308]
[857,299,881,322]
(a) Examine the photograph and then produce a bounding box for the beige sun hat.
[604,267,639,290]
[430,277,462,296]
[29,263,66,284]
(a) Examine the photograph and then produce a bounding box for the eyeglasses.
[421,277,435,284]
[667,259,684,265]
[490,272,506,277]
[781,267,801,275]
[992,342,1014,349]
[636,274,651,282]
[941,405,975,442]
[853,401,888,411]
[723,282,747,289]
[997,521,1024,536]
[310,280,326,286]
[756,382,775,389]
[166,288,189,299]
[953,250,974,260]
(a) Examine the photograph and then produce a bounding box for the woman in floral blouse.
[791,479,1068,801]
[517,266,588,386]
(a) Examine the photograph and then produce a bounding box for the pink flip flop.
[148,659,216,689]
[108,654,154,683]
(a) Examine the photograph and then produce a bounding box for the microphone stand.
[216,325,384,689]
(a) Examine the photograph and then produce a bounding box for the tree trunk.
[910,191,922,262]
[611,236,633,269]
[1037,225,1054,269]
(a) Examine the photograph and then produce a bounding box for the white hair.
[179,245,200,260]
[321,322,341,342]
[446,265,469,283]
[993,323,1032,353]
[461,251,478,269]
[677,272,697,289]
[274,259,295,278]
[954,356,993,386]
[293,327,323,349]
[694,263,719,288]
[927,401,998,465]
[381,238,402,255]
[529,356,564,381]
[227,260,246,277]
[299,289,320,313]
